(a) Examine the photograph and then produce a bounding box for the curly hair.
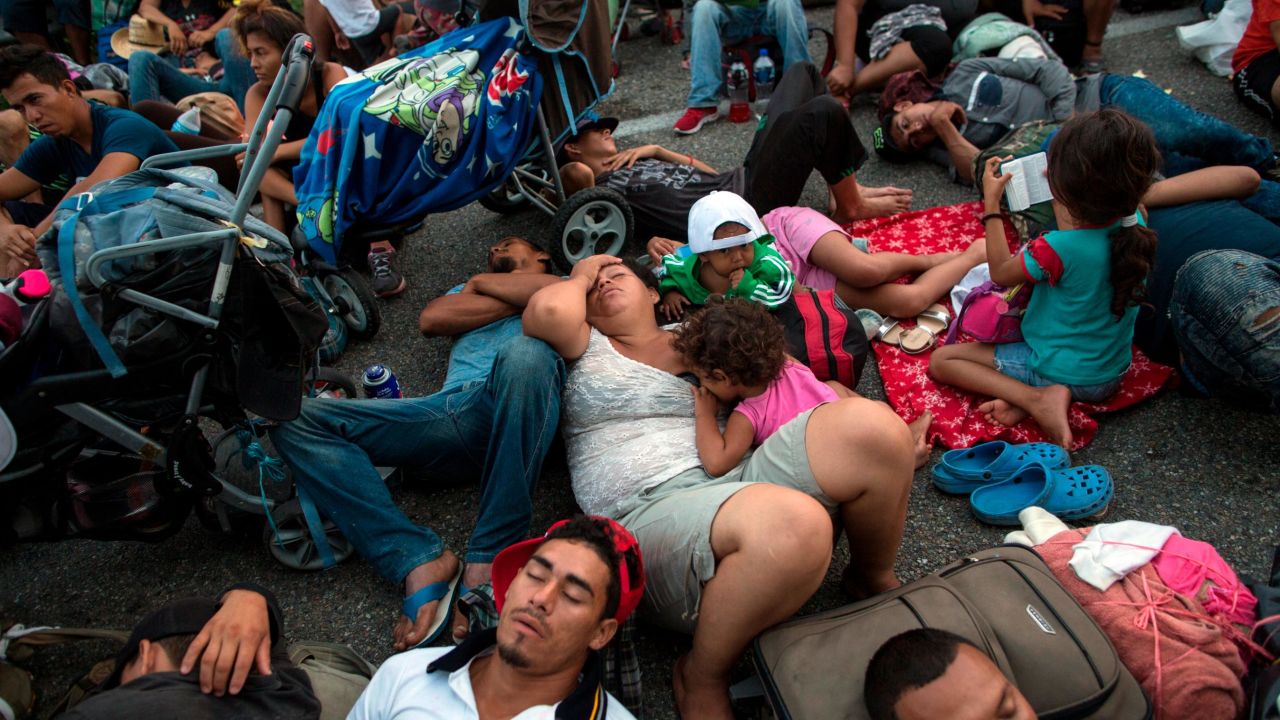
[231,0,304,56]
[671,297,786,386]
[1046,108,1160,318]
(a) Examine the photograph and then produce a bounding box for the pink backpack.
[945,280,1033,344]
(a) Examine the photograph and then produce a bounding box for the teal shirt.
[1018,220,1142,385]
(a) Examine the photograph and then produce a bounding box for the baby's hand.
[661,291,689,321]
[692,385,719,418]
[728,269,745,288]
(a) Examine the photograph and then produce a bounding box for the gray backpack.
[752,545,1151,720]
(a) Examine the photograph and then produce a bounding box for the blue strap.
[296,483,337,569]
[57,201,127,378]
[551,56,576,135]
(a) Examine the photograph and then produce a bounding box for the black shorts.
[900,26,952,77]
[1233,49,1280,124]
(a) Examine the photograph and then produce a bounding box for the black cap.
[103,597,219,689]
[871,115,916,164]
[555,115,619,166]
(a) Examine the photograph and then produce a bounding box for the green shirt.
[658,236,795,309]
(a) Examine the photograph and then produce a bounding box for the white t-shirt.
[346,646,638,720]
[319,0,380,38]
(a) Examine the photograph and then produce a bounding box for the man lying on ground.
[349,515,643,719]
[560,61,913,248]
[62,585,321,719]
[269,237,564,651]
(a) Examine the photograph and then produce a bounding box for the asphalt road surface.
[4,4,1280,718]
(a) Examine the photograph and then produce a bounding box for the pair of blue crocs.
[931,441,1113,526]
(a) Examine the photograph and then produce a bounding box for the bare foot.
[907,411,933,470]
[394,550,461,651]
[450,562,492,643]
[673,654,735,720]
[841,566,902,601]
[837,193,913,222]
[1024,385,1074,449]
[978,398,1028,427]
[859,184,913,200]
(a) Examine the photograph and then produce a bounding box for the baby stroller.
[0,35,354,570]
[292,0,639,271]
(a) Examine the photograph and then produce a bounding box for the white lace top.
[563,328,703,517]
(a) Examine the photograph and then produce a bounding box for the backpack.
[752,545,1151,720]
[946,279,1032,344]
[773,290,868,391]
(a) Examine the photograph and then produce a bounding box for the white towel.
[1069,521,1180,591]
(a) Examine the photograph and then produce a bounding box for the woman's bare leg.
[803,398,914,597]
[808,230,955,287]
[676,486,834,719]
[835,239,986,317]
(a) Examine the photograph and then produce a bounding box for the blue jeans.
[1171,250,1280,413]
[128,28,255,110]
[993,342,1123,403]
[1101,74,1275,176]
[269,336,565,584]
[687,0,811,108]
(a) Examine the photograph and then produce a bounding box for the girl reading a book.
[929,109,1160,448]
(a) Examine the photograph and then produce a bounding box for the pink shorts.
[761,206,854,291]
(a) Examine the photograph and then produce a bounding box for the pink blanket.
[847,201,1174,450]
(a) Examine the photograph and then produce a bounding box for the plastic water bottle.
[753,49,776,109]
[171,106,202,135]
[362,364,402,399]
[727,60,751,123]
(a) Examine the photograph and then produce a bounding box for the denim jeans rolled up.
[1101,74,1275,174]
[269,336,566,584]
[128,28,255,110]
[687,0,811,108]
[1171,250,1280,413]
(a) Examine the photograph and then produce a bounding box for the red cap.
[491,516,644,625]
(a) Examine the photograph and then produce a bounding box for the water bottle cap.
[759,49,768,56]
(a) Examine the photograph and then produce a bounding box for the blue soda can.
[362,364,402,399]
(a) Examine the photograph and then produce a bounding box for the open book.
[1000,152,1053,212]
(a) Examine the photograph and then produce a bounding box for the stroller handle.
[277,34,316,117]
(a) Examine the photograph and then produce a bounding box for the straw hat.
[110,15,168,59]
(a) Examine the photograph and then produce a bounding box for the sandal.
[1079,41,1105,74]
[969,461,1112,526]
[899,304,951,354]
[875,317,905,346]
[402,564,463,649]
[932,440,1070,495]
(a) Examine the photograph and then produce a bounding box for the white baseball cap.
[687,191,768,254]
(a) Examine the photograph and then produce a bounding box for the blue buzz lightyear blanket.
[293,17,543,263]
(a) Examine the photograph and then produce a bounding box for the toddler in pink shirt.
[672,297,848,477]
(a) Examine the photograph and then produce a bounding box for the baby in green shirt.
[652,191,796,320]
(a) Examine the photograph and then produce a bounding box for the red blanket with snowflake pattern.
[847,201,1174,450]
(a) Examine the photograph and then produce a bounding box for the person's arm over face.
[419,274,563,336]
[523,255,619,360]
[179,584,280,697]
[466,272,563,307]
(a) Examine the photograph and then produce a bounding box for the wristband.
[981,212,1005,224]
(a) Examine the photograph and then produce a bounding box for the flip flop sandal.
[932,440,1070,495]
[402,564,463,649]
[1042,465,1113,521]
[1079,42,1105,74]
[969,461,1056,526]
[899,304,951,354]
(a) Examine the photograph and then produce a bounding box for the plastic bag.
[1177,0,1252,77]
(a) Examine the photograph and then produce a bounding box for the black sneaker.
[367,246,406,297]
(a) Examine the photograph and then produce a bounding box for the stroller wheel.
[322,269,382,341]
[550,187,634,269]
[305,367,359,399]
[265,498,354,571]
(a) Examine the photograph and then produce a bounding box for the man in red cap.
[348,515,644,719]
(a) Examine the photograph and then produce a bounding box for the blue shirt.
[14,102,179,188]
[439,284,524,392]
[1019,219,1143,385]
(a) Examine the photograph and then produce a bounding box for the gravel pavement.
[3,5,1280,718]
